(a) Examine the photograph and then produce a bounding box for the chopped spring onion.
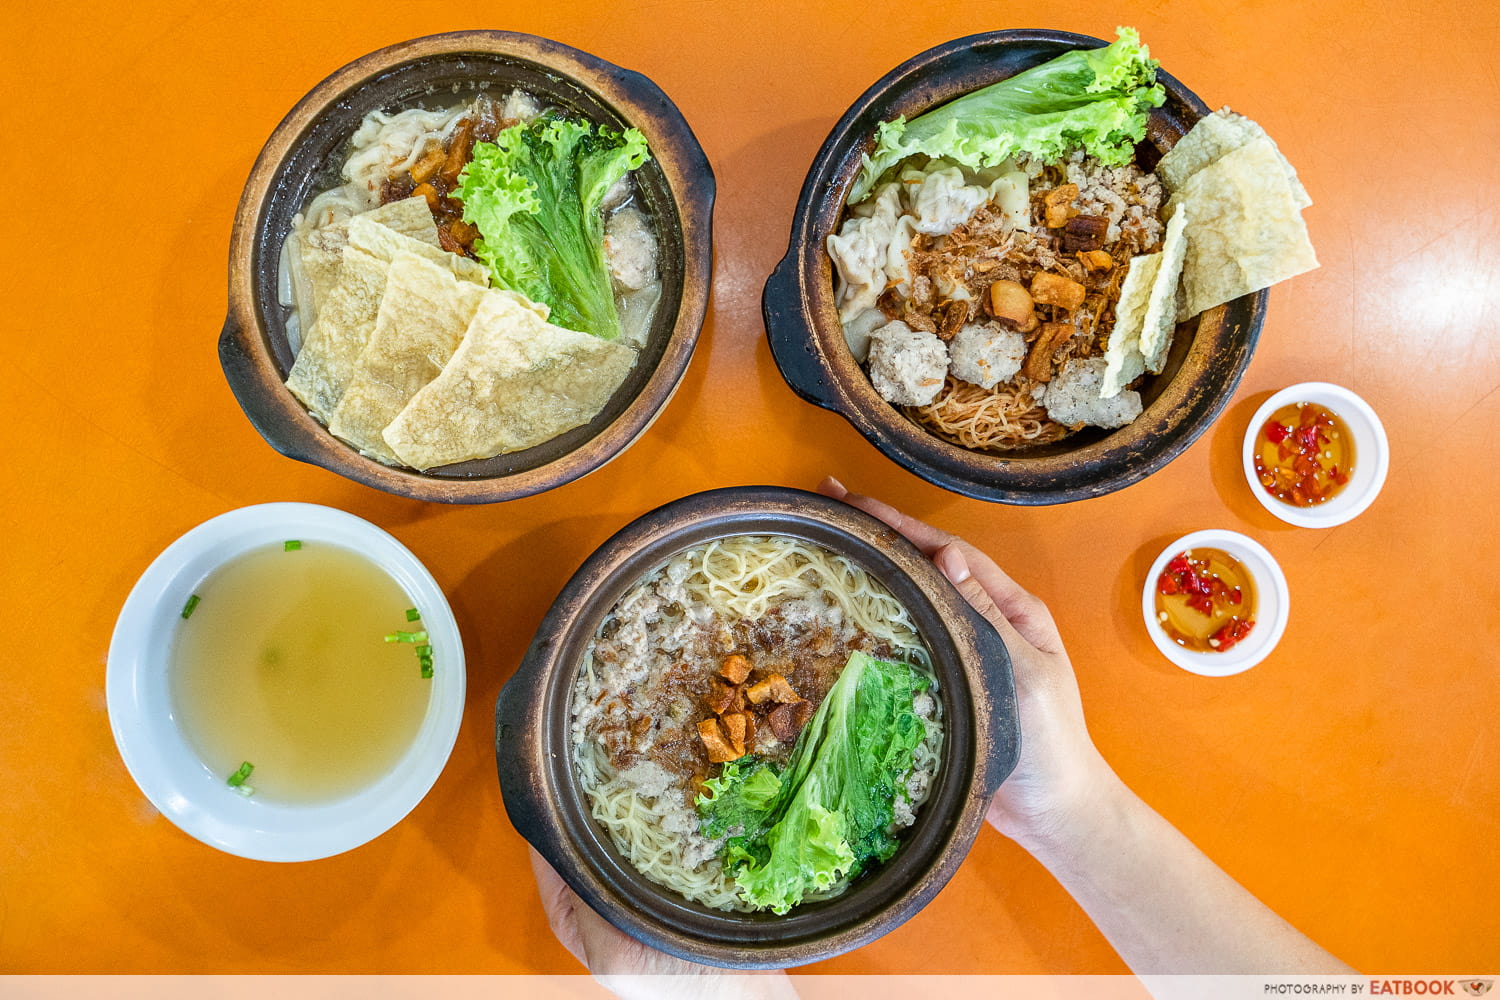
[181,594,201,619]
[389,614,434,677]
[227,761,255,794]
[284,540,302,551]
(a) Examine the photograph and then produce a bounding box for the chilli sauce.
[1154,548,1257,653]
[1253,403,1355,507]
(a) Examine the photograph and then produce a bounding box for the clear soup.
[170,542,431,804]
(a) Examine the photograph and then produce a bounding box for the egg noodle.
[572,534,942,911]
[907,375,1074,451]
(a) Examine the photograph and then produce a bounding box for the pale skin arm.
[524,480,1353,981]
[822,477,1354,975]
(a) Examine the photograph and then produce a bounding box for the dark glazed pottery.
[764,29,1267,505]
[494,486,1020,968]
[221,31,714,503]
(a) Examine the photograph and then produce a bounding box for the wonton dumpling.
[827,182,903,323]
[904,161,988,235]
[975,160,1031,230]
[382,293,637,470]
[883,213,919,300]
[841,307,888,364]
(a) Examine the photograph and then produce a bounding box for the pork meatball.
[867,320,948,407]
[1044,357,1143,428]
[947,321,1026,389]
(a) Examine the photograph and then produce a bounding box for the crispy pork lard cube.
[697,718,741,763]
[1029,271,1087,311]
[987,279,1037,332]
[1022,321,1076,382]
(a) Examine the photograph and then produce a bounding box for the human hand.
[529,849,799,998]
[817,477,1115,849]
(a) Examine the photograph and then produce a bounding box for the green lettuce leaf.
[697,651,928,914]
[849,26,1164,203]
[698,757,783,840]
[455,115,649,339]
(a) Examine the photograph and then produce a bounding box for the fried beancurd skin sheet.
[1101,251,1161,398]
[326,252,491,464]
[299,197,442,327]
[285,213,488,423]
[284,247,387,423]
[1138,204,1190,374]
[382,292,637,470]
[1158,108,1312,210]
[1166,138,1318,321]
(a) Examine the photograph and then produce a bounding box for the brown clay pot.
[764,29,1267,505]
[221,31,714,503]
[494,486,1020,968]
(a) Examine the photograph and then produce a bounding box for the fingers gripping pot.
[494,486,1020,967]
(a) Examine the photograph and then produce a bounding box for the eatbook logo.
[1369,982,1494,995]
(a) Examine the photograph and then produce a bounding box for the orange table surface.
[3,0,1496,976]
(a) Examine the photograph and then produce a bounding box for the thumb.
[528,848,588,968]
[934,542,1009,635]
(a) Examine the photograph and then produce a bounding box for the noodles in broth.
[571,535,942,911]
